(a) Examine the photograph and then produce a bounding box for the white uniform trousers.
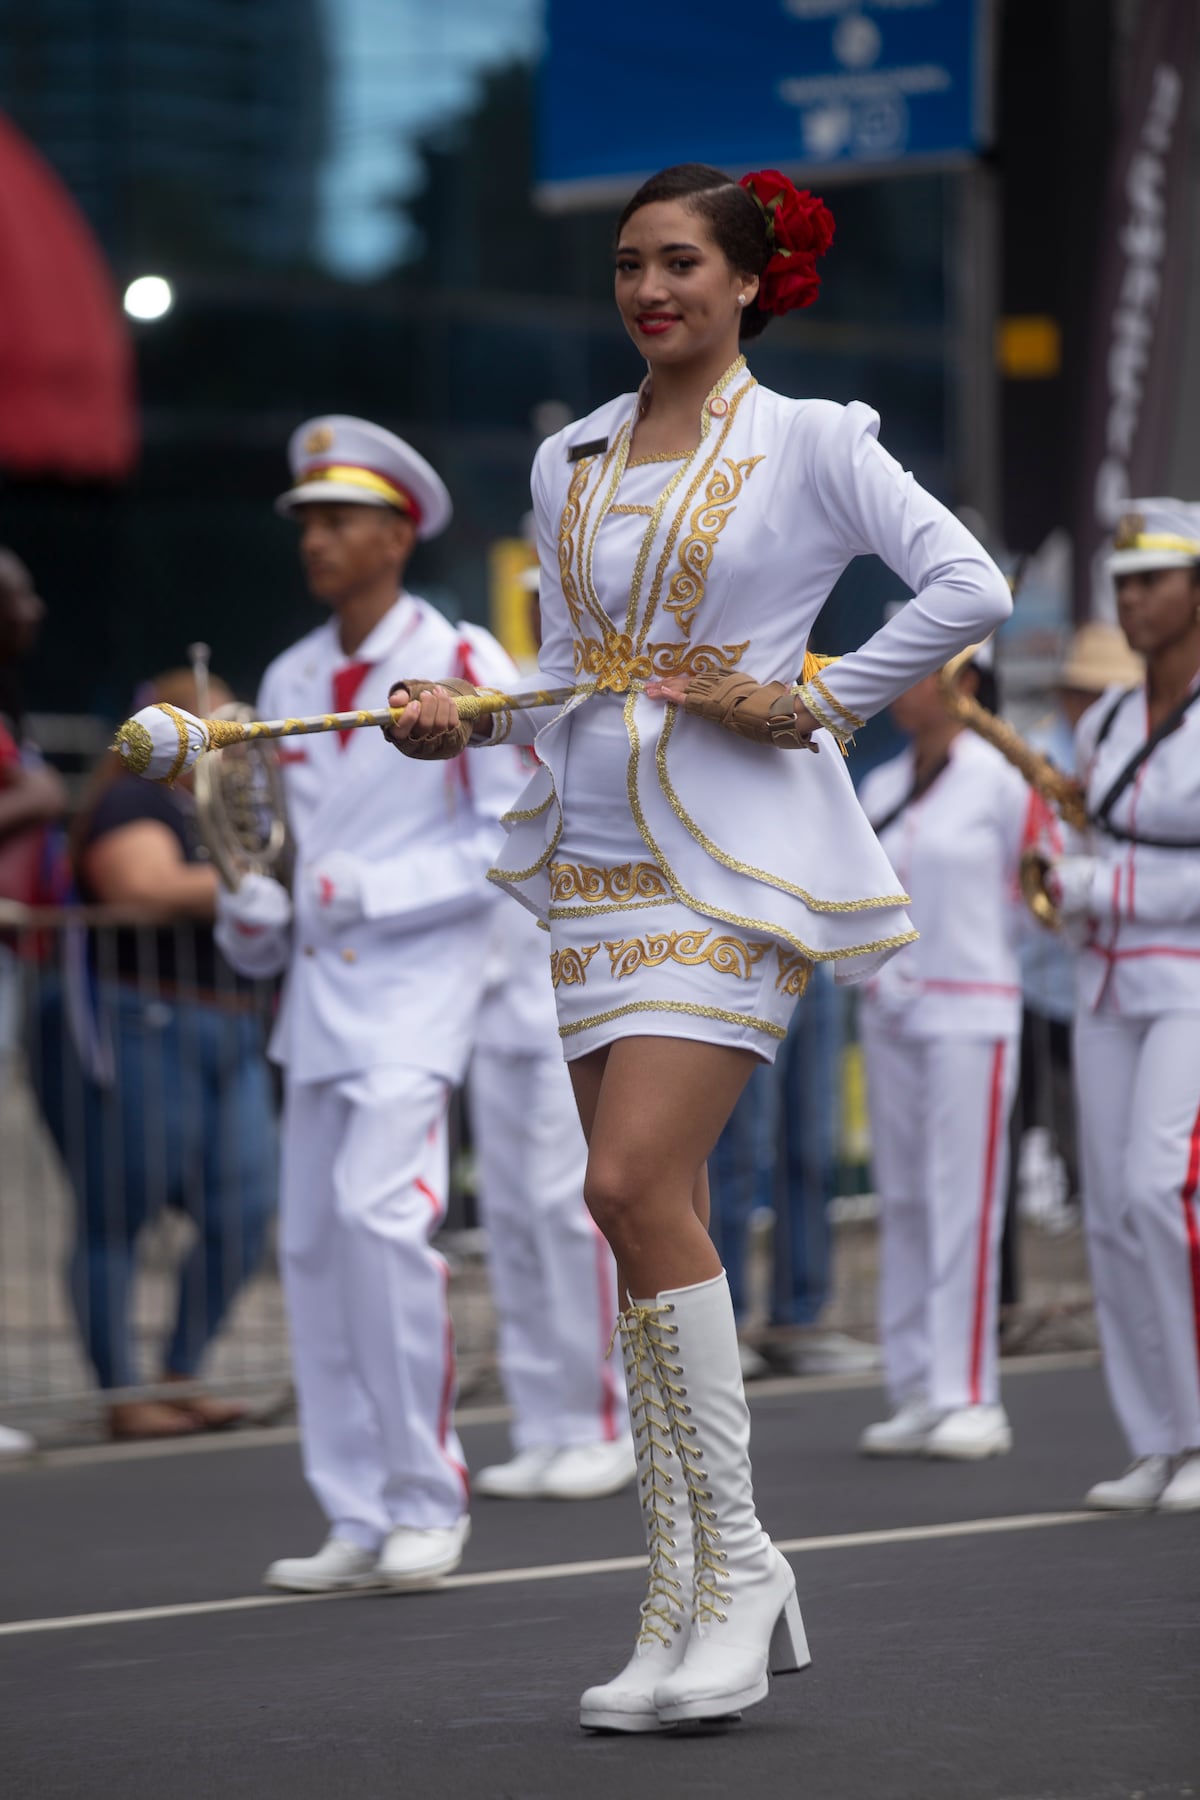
[1073,1008,1200,1458]
[279,1064,468,1546]
[861,1015,1019,1411]
[468,1049,625,1450]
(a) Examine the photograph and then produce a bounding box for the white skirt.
[548,698,807,1063]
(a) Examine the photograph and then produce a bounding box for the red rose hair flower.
[738,170,835,315]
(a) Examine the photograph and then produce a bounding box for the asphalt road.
[1,1362,1196,1800]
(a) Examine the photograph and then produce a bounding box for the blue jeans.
[710,963,840,1326]
[36,979,277,1389]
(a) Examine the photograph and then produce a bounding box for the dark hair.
[616,163,774,341]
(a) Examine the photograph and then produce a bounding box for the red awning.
[0,114,138,480]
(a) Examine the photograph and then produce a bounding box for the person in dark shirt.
[36,670,278,1440]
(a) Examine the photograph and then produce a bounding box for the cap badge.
[304,425,335,455]
[1114,511,1144,550]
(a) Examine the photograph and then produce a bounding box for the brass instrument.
[188,643,290,893]
[935,662,1087,931]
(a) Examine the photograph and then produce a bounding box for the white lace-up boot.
[642,1274,811,1726]
[579,1310,693,1733]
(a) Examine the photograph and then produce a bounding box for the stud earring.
[737,294,747,307]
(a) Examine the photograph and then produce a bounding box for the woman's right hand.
[383,680,476,761]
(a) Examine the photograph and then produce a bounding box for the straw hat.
[1059,621,1143,693]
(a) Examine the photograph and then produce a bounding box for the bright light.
[123,275,174,321]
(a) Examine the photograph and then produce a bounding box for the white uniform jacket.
[485,369,1013,983]
[261,594,521,1083]
[1074,679,1200,1017]
[858,733,1043,1038]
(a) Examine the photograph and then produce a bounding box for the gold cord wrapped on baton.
[114,685,581,783]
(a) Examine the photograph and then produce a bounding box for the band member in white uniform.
[215,416,517,1591]
[857,645,1048,1459]
[385,162,1010,1734]
[469,889,635,1499]
[1049,501,1200,1514]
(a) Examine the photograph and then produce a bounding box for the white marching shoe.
[924,1403,1012,1460]
[474,1447,559,1499]
[1084,1455,1173,1511]
[1157,1451,1200,1513]
[378,1516,470,1588]
[858,1398,944,1457]
[542,1435,637,1500]
[0,1423,35,1460]
[641,1274,811,1726]
[579,1312,693,1734]
[264,1534,382,1593]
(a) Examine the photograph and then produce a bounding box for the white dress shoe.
[770,1331,881,1377]
[377,1516,469,1589]
[738,1342,770,1381]
[542,1436,637,1500]
[1157,1451,1200,1513]
[636,1276,812,1726]
[0,1423,35,1460]
[858,1399,944,1457]
[474,1446,558,1499]
[1084,1455,1173,1511]
[580,1314,693,1734]
[264,1535,381,1593]
[925,1403,1013,1461]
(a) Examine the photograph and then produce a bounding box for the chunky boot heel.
[768,1586,811,1676]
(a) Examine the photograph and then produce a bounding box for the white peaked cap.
[1107,498,1200,576]
[276,414,452,541]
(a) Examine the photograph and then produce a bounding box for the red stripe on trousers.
[1180,1096,1200,1386]
[416,1176,442,1221]
[968,1042,1007,1406]
[436,1260,469,1503]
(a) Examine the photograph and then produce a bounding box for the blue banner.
[538,0,988,205]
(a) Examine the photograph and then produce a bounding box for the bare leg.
[568,1043,720,1299]
[568,1036,756,1298]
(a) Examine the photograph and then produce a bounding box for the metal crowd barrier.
[0,903,499,1441]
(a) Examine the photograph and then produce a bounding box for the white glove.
[214,873,293,978]
[1045,854,1099,925]
[307,850,367,932]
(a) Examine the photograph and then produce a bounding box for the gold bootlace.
[625,1301,732,1629]
[615,1308,687,1647]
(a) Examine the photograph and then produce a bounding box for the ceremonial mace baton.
[113,684,580,784]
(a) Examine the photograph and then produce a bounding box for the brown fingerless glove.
[384,677,479,761]
[681,672,816,750]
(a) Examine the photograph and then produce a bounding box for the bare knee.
[582,1153,645,1249]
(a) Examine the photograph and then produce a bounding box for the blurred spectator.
[0,549,66,1060]
[1004,625,1144,1267]
[710,965,877,1378]
[35,670,277,1440]
[855,647,1050,1460]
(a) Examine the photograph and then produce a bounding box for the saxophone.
[935,666,1087,929]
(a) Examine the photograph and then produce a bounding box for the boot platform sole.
[580,1708,669,1734]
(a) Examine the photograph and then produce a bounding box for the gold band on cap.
[1129,531,1200,555]
[300,465,415,514]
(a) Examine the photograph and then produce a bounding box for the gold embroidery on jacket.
[632,377,755,652]
[622,689,919,964]
[654,705,910,914]
[775,946,814,996]
[665,456,765,640]
[571,634,749,693]
[604,929,769,981]
[549,861,671,904]
[557,456,592,633]
[550,945,599,988]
